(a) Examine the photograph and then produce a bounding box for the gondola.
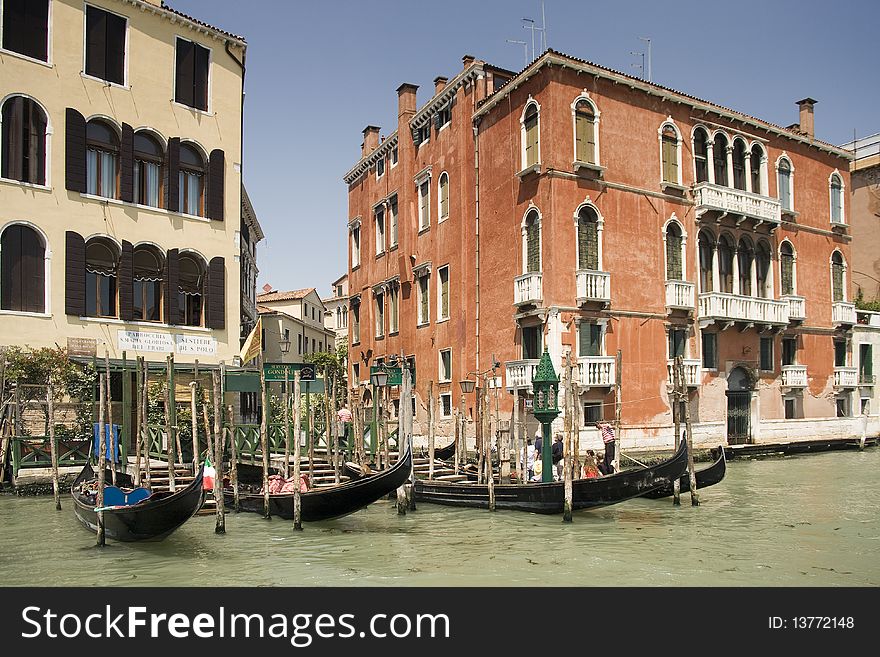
[225,437,412,521]
[413,439,689,514]
[71,463,205,542]
[641,445,726,499]
[433,439,457,461]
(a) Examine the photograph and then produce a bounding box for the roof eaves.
[119,0,247,46]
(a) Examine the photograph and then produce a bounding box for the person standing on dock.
[597,422,616,474]
[552,433,564,481]
[337,405,353,448]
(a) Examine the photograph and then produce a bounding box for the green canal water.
[1,448,878,587]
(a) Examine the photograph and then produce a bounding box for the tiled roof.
[257,288,315,303]
[131,1,246,44]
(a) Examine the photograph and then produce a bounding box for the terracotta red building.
[344,50,872,449]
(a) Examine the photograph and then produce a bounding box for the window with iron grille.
[665,223,683,280]
[440,393,452,417]
[780,242,795,295]
[577,207,599,270]
[759,337,773,371]
[525,211,541,272]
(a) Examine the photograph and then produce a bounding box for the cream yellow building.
[0,0,246,365]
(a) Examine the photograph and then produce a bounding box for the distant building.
[322,274,349,350]
[240,185,264,348]
[840,133,880,302]
[256,287,336,365]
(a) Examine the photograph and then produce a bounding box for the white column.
[711,245,720,293]
[725,146,734,188]
[596,220,605,270]
[744,152,753,194]
[732,248,741,295]
[706,141,716,185]
[750,254,757,298]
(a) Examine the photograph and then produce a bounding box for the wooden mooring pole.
[293,371,303,530]
[164,355,176,492]
[672,356,682,506]
[213,369,226,533]
[47,381,60,511]
[226,404,240,513]
[484,384,495,511]
[96,372,106,547]
[397,368,412,515]
[142,361,151,488]
[679,358,699,506]
[563,352,573,522]
[513,387,523,483]
[613,349,622,474]
[427,380,435,481]
[190,360,200,471]
[134,357,143,487]
[259,353,270,520]
[104,349,116,486]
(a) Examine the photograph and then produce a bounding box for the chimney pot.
[796,98,817,139]
[434,76,449,94]
[462,54,476,68]
[362,125,381,154]
[397,83,419,118]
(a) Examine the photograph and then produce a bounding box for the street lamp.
[531,348,560,482]
[369,365,390,460]
[459,379,475,395]
[279,336,291,356]
[370,370,389,387]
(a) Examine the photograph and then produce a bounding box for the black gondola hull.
[71,464,205,542]
[225,439,412,521]
[413,440,689,513]
[641,446,726,499]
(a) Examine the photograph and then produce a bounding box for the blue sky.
[167,0,880,298]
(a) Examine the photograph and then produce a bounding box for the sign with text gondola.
[263,362,317,382]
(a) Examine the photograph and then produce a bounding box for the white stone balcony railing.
[576,269,611,304]
[832,301,856,326]
[665,280,695,310]
[860,373,877,387]
[514,273,542,306]
[781,365,808,388]
[782,295,806,322]
[576,356,616,387]
[693,182,782,224]
[505,359,540,390]
[833,367,858,388]
[666,359,702,387]
[698,292,789,325]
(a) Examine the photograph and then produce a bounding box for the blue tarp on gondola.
[92,424,120,463]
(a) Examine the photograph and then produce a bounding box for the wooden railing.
[11,436,91,477]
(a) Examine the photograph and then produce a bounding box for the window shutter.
[193,42,209,111]
[106,12,126,85]
[85,6,107,80]
[65,108,87,193]
[206,256,225,329]
[208,149,225,221]
[166,138,180,212]
[526,218,540,272]
[120,123,134,203]
[2,96,24,181]
[525,120,538,167]
[666,232,682,280]
[0,225,43,313]
[441,273,449,317]
[164,248,179,325]
[411,127,421,147]
[781,253,793,295]
[832,263,844,302]
[64,231,86,316]
[28,99,47,185]
[433,113,441,131]
[118,240,133,320]
[578,217,598,270]
[175,40,194,107]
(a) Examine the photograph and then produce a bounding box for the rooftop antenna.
[522,18,541,62]
[639,36,652,81]
[506,39,529,68]
[630,50,645,78]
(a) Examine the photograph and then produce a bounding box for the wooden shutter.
[166,138,180,212]
[662,135,678,183]
[832,262,844,302]
[164,248,179,325]
[526,216,540,272]
[208,149,225,221]
[85,6,107,80]
[175,39,194,107]
[433,113,441,131]
[411,127,421,147]
[4,0,49,61]
[781,252,793,295]
[666,231,682,280]
[525,115,538,167]
[64,231,86,316]
[578,323,601,357]
[105,11,126,85]
[0,226,15,310]
[120,123,134,203]
[0,225,42,312]
[2,96,23,181]
[441,269,449,317]
[65,108,87,193]
[206,256,225,329]
[28,99,46,185]
[193,42,209,111]
[578,216,598,270]
[118,240,133,321]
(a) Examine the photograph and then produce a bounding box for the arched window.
[777,157,793,211]
[178,252,205,326]
[737,237,754,296]
[342,306,348,328]
[756,241,771,298]
[86,119,119,198]
[134,132,164,208]
[698,231,714,293]
[85,237,119,317]
[1,224,45,312]
[830,173,844,224]
[694,128,709,183]
[438,172,449,222]
[713,133,729,186]
[523,102,539,169]
[665,222,683,280]
[132,245,163,322]
[831,251,845,302]
[780,242,795,296]
[524,210,541,273]
[574,99,597,164]
[718,234,734,294]
[732,139,747,191]
[661,124,679,184]
[576,206,599,271]
[1,96,47,185]
[750,144,763,194]
[179,143,205,217]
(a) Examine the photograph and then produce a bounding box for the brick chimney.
[462,54,476,69]
[362,125,380,157]
[433,76,448,95]
[397,83,418,120]
[796,98,817,138]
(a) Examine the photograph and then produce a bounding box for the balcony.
[832,301,856,327]
[693,182,782,226]
[860,373,876,387]
[514,273,542,306]
[506,359,540,391]
[698,292,789,326]
[666,359,702,387]
[576,270,611,305]
[576,356,616,388]
[665,280,695,311]
[782,295,806,322]
[833,367,858,388]
[781,365,808,388]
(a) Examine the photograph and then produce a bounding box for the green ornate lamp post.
[531,348,560,483]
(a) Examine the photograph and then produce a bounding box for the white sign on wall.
[118,330,174,353]
[174,334,217,356]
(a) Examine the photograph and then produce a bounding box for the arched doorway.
[726,367,753,444]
